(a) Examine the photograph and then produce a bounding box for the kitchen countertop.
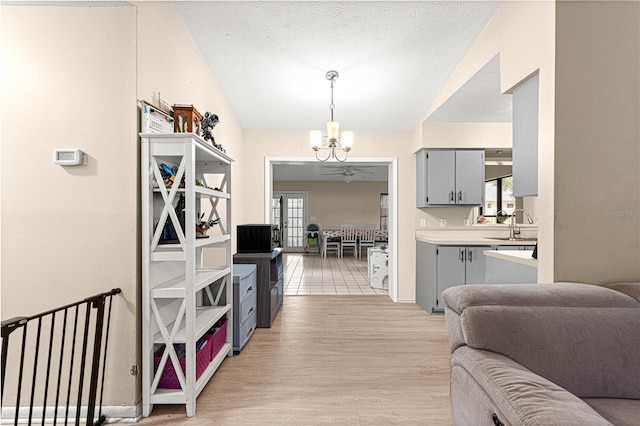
[484,249,537,267]
[416,235,537,245]
[415,226,537,246]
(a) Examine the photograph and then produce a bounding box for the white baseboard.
[396,298,416,303]
[2,403,142,424]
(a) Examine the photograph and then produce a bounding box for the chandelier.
[310,70,353,162]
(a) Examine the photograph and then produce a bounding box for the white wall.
[1,5,138,406]
[1,2,245,411]
[243,130,417,301]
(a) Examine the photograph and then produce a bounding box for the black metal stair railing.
[1,288,121,425]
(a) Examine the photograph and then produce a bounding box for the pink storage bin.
[207,317,228,361]
[154,317,227,389]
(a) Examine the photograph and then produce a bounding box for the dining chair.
[319,223,340,257]
[358,223,376,257]
[340,224,358,257]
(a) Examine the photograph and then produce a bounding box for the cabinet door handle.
[458,191,462,202]
[459,250,465,262]
[468,250,473,262]
[247,286,253,293]
[246,327,254,338]
[248,306,254,314]
[450,191,455,202]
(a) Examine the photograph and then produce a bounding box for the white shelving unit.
[140,133,233,417]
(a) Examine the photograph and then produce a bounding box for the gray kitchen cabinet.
[513,73,539,197]
[485,255,537,284]
[436,246,466,307]
[416,242,490,313]
[465,246,488,284]
[416,149,484,207]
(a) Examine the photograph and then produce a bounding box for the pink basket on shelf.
[207,317,228,362]
[154,322,224,390]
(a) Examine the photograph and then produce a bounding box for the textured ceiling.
[174,1,503,132]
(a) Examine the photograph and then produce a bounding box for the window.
[380,193,388,230]
[481,176,514,224]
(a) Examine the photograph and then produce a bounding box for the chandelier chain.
[329,79,335,122]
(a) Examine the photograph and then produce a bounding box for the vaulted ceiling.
[174,1,504,132]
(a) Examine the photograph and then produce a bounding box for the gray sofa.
[442,282,640,425]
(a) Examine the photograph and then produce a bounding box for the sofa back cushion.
[443,283,640,399]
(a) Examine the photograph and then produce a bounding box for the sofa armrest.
[442,283,640,399]
[451,346,613,426]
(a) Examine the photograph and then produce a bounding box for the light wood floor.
[140,296,451,425]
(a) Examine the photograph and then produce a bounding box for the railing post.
[85,295,105,426]
[1,317,28,402]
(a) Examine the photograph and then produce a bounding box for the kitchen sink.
[484,237,537,242]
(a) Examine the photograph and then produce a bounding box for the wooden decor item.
[173,104,203,136]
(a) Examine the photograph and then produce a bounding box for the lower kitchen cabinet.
[416,242,490,313]
[417,241,537,313]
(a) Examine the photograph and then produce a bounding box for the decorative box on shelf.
[140,100,174,134]
[173,104,203,135]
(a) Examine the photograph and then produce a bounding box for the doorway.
[273,191,308,252]
[264,156,399,302]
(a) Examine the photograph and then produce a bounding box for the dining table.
[322,229,388,240]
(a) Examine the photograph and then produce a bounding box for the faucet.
[507,209,534,240]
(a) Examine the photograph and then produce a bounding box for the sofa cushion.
[451,346,613,426]
[582,398,640,426]
[443,282,639,314]
[606,282,640,302]
[442,283,640,399]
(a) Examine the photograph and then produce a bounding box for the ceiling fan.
[320,166,375,183]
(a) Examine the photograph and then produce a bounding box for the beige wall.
[243,130,416,301]
[1,2,244,411]
[422,122,512,150]
[554,1,640,283]
[1,5,138,406]
[413,0,556,280]
[274,181,388,229]
[136,2,244,251]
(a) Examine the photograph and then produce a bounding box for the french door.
[273,192,308,252]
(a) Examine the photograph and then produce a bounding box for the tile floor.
[283,253,388,295]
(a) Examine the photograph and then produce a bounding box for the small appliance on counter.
[237,224,281,253]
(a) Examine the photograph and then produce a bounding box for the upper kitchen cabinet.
[512,73,539,197]
[416,149,484,207]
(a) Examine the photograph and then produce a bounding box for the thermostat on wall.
[53,149,86,166]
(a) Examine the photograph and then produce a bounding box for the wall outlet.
[419,218,427,228]
[440,218,447,228]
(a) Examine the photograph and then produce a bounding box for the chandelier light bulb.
[341,131,353,150]
[310,130,322,149]
[327,122,340,141]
